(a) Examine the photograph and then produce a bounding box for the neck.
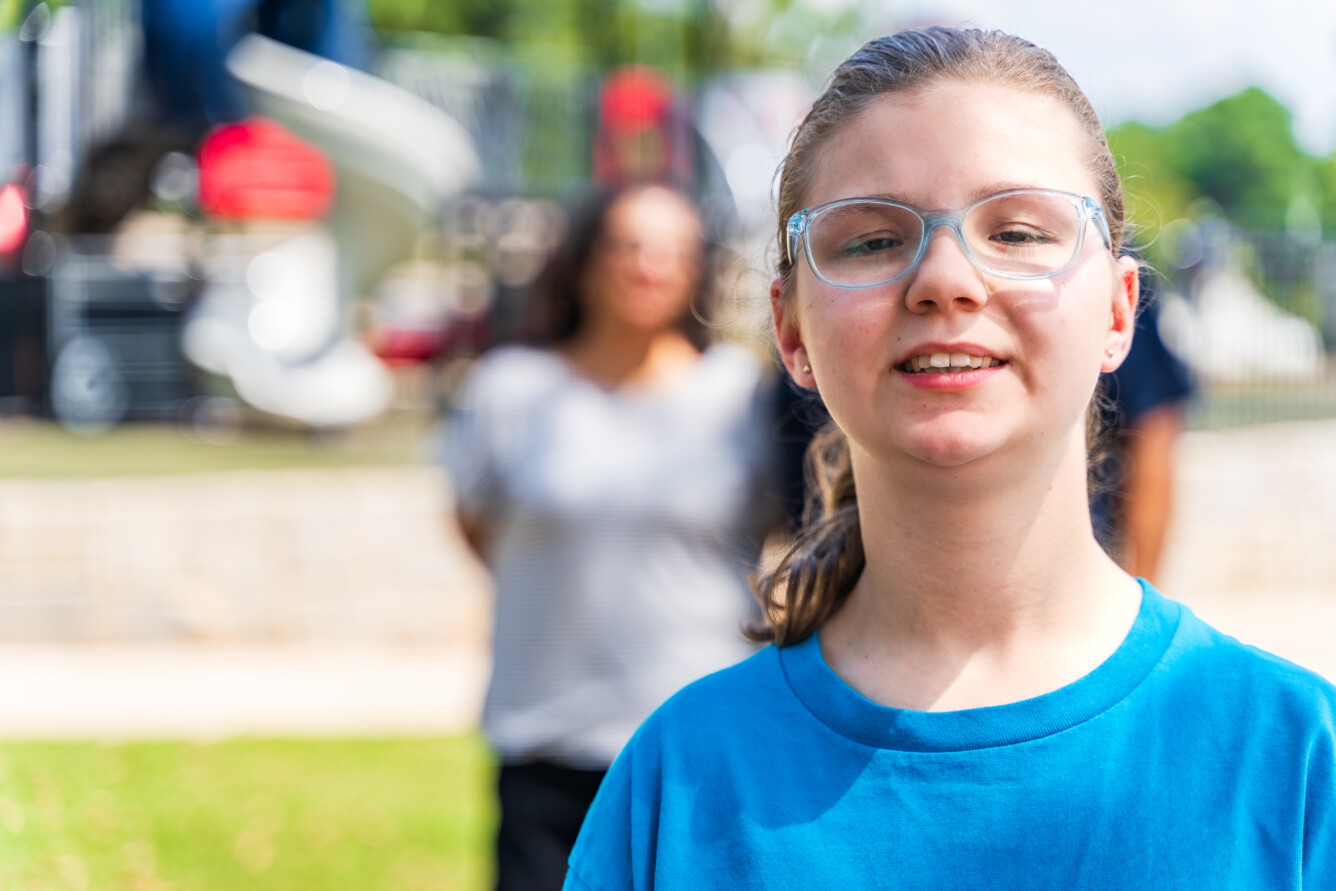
[821,433,1140,711]
[562,321,701,387]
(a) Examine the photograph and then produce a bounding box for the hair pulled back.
[751,26,1127,646]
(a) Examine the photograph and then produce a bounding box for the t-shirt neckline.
[777,579,1181,752]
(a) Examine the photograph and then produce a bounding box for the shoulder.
[702,340,764,371]
[650,644,784,722]
[622,645,794,766]
[567,647,795,888]
[466,345,560,387]
[1157,600,1336,727]
[452,346,566,408]
[1171,602,1334,693]
[696,341,767,392]
[438,347,563,461]
[1166,618,1336,881]
[684,343,778,435]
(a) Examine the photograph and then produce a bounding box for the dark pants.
[496,761,607,891]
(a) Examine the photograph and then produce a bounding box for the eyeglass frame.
[785,188,1113,290]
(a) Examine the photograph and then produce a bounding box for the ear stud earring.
[802,364,811,374]
[1105,347,1116,357]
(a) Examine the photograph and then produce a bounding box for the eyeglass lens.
[805,192,1084,285]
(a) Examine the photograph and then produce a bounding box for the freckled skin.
[770,77,1145,718]
[778,81,1137,477]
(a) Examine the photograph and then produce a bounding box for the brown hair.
[752,26,1127,646]
[522,185,716,350]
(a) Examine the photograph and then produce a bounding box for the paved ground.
[1158,420,1336,680]
[0,642,489,739]
[0,464,493,738]
[0,420,1332,739]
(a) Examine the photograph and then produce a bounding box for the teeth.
[903,352,999,373]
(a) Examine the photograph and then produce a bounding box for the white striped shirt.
[439,343,775,767]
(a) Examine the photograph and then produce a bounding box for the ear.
[770,278,814,387]
[1101,255,1139,373]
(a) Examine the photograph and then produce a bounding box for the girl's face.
[581,187,704,337]
[773,80,1137,472]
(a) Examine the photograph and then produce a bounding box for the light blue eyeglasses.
[786,188,1112,289]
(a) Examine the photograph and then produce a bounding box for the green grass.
[0,413,437,480]
[0,736,494,891]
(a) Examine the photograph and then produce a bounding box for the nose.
[903,220,989,314]
[625,241,688,282]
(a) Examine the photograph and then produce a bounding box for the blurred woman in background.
[438,184,777,891]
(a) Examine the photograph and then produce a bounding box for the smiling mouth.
[899,352,1007,374]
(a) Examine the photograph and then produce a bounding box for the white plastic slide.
[225,33,479,295]
[181,34,480,427]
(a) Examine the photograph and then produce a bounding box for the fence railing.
[1154,221,1336,428]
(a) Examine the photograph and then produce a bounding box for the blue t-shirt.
[566,582,1336,889]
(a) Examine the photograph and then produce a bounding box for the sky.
[842,0,1336,155]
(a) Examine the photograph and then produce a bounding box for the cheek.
[803,291,898,362]
[800,295,904,433]
[1017,265,1117,355]
[667,266,700,305]
[1027,297,1113,413]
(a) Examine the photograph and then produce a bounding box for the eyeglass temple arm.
[1086,198,1112,248]
[785,212,806,266]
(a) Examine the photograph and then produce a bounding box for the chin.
[903,424,1028,471]
[616,309,687,333]
[905,441,1001,470]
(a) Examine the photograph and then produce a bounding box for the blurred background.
[1,0,1335,887]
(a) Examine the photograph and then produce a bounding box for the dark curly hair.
[521,185,717,350]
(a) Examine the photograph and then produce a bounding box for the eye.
[991,225,1052,246]
[841,233,903,257]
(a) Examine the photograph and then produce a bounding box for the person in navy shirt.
[566,26,1335,890]
[1091,272,1193,582]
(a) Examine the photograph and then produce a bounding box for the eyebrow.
[861,182,1057,209]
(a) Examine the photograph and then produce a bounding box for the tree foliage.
[364,0,514,41]
[366,0,743,81]
[1166,88,1309,231]
[1108,120,1196,246]
[363,0,859,83]
[1109,87,1336,248]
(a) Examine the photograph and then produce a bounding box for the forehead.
[804,80,1098,210]
[607,188,702,241]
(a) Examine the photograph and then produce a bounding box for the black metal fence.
[1156,222,1336,429]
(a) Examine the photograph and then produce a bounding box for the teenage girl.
[565,27,1335,889]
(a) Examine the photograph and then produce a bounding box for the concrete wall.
[0,466,490,643]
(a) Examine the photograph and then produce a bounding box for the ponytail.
[749,423,865,646]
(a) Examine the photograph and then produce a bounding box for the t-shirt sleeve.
[566,731,657,890]
[1303,695,1336,886]
[435,357,503,519]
